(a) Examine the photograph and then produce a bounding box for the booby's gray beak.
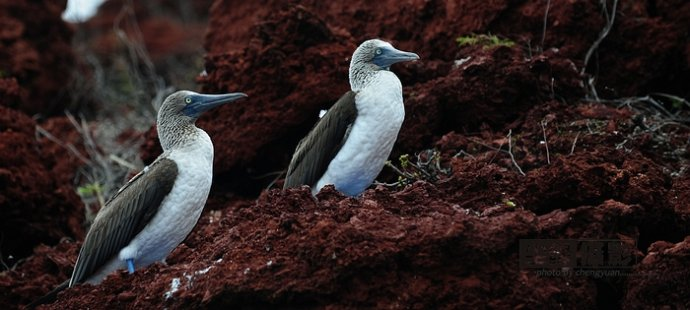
[373,46,420,69]
[184,92,247,117]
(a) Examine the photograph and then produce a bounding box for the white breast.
[89,129,214,283]
[315,71,405,196]
[124,129,213,265]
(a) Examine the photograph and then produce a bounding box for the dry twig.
[507,130,526,176]
[570,132,581,155]
[540,0,551,50]
[581,0,619,100]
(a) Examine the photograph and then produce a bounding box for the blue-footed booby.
[283,39,419,196]
[28,90,246,307]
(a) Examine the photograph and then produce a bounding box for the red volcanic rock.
[0,242,78,309]
[0,78,27,107]
[0,106,84,271]
[25,190,644,309]
[205,0,689,97]
[397,46,584,152]
[623,237,690,308]
[668,175,690,221]
[0,0,74,116]
[0,5,86,304]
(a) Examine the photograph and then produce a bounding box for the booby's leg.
[126,259,135,274]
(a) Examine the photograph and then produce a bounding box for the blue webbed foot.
[126,258,135,274]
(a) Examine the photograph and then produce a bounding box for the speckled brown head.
[157,90,247,150]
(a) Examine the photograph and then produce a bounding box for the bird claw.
[126,259,135,274]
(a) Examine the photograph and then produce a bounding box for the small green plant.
[502,198,517,208]
[380,149,451,188]
[456,34,515,49]
[655,93,690,111]
[671,97,685,110]
[77,182,101,197]
[77,182,105,225]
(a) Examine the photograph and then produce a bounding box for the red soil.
[2,0,690,309]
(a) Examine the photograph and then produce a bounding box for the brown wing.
[284,91,357,189]
[69,157,178,286]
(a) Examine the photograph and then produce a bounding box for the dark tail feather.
[25,280,69,309]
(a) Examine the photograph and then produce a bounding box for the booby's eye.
[185,97,192,104]
[375,48,382,55]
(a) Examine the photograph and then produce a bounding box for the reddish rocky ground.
[2,0,690,309]
[0,0,84,269]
